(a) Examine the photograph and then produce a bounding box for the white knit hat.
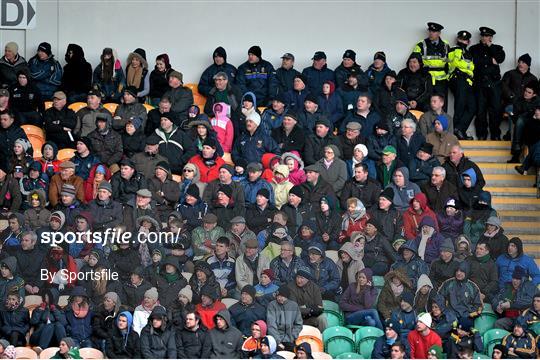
[246,112,261,127]
[418,312,432,328]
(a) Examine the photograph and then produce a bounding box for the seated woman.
[83,164,111,203]
[51,337,81,359]
[346,144,376,179]
[339,269,382,329]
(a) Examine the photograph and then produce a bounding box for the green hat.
[382,145,397,155]
[428,345,445,359]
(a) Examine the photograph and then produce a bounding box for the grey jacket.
[266,299,303,344]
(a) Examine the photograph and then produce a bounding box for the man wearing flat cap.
[448,30,476,140]
[302,51,336,96]
[43,91,78,148]
[276,53,301,94]
[48,160,85,207]
[413,22,451,110]
[470,26,506,140]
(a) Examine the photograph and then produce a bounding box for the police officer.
[448,31,475,140]
[470,27,506,140]
[413,22,450,111]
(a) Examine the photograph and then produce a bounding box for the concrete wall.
[0,0,538,83]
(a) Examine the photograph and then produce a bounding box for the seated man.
[48,160,84,207]
[288,267,326,331]
[266,286,303,352]
[110,158,147,206]
[87,112,123,168]
[501,318,537,359]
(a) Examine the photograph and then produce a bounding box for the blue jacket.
[496,253,540,288]
[390,308,417,339]
[284,89,310,114]
[232,126,281,164]
[372,334,409,359]
[346,158,376,179]
[366,63,392,96]
[276,67,300,94]
[229,301,266,336]
[390,240,430,286]
[241,177,275,206]
[177,199,208,231]
[430,294,457,340]
[340,109,381,136]
[66,307,94,343]
[198,62,237,97]
[302,65,335,96]
[0,305,30,335]
[367,132,397,162]
[237,59,278,104]
[269,255,306,287]
[28,55,63,99]
[261,108,288,136]
[396,131,426,166]
[318,93,344,126]
[72,153,101,180]
[306,254,340,293]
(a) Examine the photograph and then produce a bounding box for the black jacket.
[139,310,177,359]
[110,171,147,205]
[442,156,486,189]
[149,68,173,99]
[106,325,141,359]
[396,132,426,168]
[155,126,194,174]
[502,68,538,105]
[61,44,92,95]
[276,67,301,94]
[340,177,382,209]
[303,132,340,165]
[470,42,506,83]
[43,106,77,148]
[176,325,207,358]
[271,124,306,153]
[9,81,42,114]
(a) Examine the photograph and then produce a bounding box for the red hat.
[262,269,275,281]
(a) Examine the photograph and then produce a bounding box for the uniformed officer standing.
[413,22,450,111]
[470,27,506,140]
[448,31,475,140]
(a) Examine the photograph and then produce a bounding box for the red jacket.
[195,301,226,330]
[403,193,438,240]
[408,329,442,359]
[189,155,225,183]
[83,163,112,202]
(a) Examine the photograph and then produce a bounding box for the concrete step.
[491,196,540,210]
[466,149,512,163]
[461,140,511,150]
[502,221,540,235]
[484,174,536,187]
[499,210,540,221]
[476,163,522,175]
[485,186,538,197]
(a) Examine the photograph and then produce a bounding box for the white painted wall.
[0,0,538,84]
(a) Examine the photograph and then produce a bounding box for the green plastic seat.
[473,352,490,359]
[323,300,341,313]
[336,352,364,359]
[372,276,385,289]
[323,326,355,358]
[483,328,509,355]
[482,303,495,314]
[474,313,498,335]
[354,326,384,358]
[326,311,344,327]
[530,322,540,336]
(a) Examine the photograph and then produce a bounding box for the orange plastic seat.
[57,148,76,161]
[103,102,119,114]
[78,348,104,359]
[143,103,155,113]
[185,83,200,95]
[193,93,207,108]
[22,124,45,141]
[296,325,324,352]
[409,110,424,120]
[39,347,59,359]
[44,101,53,110]
[15,347,38,359]
[67,102,87,113]
[222,153,234,165]
[258,106,267,113]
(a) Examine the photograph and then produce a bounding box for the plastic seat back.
[409,110,424,120]
[323,326,355,357]
[78,348,103,359]
[39,347,60,359]
[44,101,53,110]
[276,351,295,359]
[336,352,364,359]
[57,148,76,161]
[68,102,87,112]
[15,347,38,359]
[103,102,119,114]
[355,326,384,358]
[482,328,509,355]
[297,325,323,352]
[474,313,498,335]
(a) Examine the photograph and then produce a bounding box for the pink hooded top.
[210,102,234,152]
[281,151,306,186]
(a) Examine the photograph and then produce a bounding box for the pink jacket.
[210,102,234,152]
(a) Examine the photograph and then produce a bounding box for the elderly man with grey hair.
[396,117,426,166]
[421,166,458,212]
[203,70,243,121]
[442,144,486,188]
[15,230,47,294]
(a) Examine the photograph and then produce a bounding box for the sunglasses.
[183,169,194,173]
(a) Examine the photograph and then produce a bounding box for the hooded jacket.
[125,50,149,98]
[306,249,341,293]
[61,44,92,95]
[468,250,499,302]
[140,306,177,359]
[202,310,243,359]
[340,268,378,314]
[9,68,42,114]
[377,269,414,319]
[403,192,438,240]
[390,240,430,287]
[438,262,483,318]
[496,238,540,287]
[105,311,141,358]
[397,53,433,111]
[281,151,307,186]
[430,294,458,340]
[23,189,51,229]
[411,216,444,264]
[429,245,460,290]
[458,168,482,211]
[389,166,422,212]
[413,273,435,313]
[318,83,344,126]
[210,102,234,152]
[155,257,188,308]
[232,124,281,164]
